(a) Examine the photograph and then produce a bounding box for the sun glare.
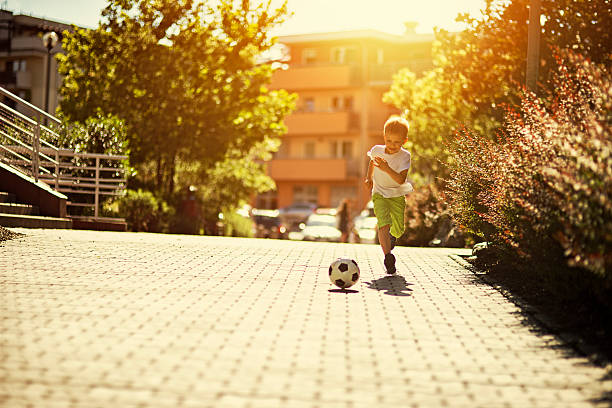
[271,0,488,36]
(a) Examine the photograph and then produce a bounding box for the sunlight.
[271,0,489,35]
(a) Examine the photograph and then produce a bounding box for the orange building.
[259,29,433,211]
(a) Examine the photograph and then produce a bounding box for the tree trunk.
[168,154,176,195]
[156,156,164,192]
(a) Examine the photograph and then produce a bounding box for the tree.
[57,0,295,201]
[383,0,611,183]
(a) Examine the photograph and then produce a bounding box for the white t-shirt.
[367,145,413,198]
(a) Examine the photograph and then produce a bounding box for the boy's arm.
[373,157,408,184]
[365,160,374,190]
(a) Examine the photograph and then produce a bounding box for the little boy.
[365,115,412,274]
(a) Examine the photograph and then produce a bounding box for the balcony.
[368,60,433,84]
[270,64,361,90]
[16,71,31,88]
[10,36,46,52]
[285,111,359,135]
[268,158,361,181]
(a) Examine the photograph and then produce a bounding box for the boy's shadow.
[364,275,413,297]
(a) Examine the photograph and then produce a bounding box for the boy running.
[365,115,412,274]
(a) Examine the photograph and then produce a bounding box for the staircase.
[0,190,71,229]
[0,87,127,230]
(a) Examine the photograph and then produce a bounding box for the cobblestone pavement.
[1,229,611,408]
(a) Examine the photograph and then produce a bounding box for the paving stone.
[1,229,611,407]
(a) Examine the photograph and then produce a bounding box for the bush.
[446,50,611,280]
[116,189,172,232]
[221,209,254,238]
[401,183,470,247]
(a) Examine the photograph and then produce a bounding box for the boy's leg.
[372,194,397,274]
[378,224,392,255]
[388,195,406,240]
[378,224,396,274]
[372,194,392,255]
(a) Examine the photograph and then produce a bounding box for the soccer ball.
[329,258,360,289]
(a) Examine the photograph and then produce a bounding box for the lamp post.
[526,0,541,92]
[42,31,59,114]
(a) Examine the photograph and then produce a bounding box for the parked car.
[251,209,287,239]
[299,213,342,242]
[362,200,375,217]
[352,216,378,244]
[351,201,377,244]
[279,202,317,232]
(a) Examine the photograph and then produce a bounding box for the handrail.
[0,86,128,222]
[0,87,60,125]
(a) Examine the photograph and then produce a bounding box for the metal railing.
[0,86,127,222]
[0,86,61,183]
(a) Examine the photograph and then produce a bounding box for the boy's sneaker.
[390,235,397,250]
[384,253,396,274]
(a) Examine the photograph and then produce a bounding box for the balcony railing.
[285,111,359,135]
[271,64,362,90]
[271,60,433,90]
[268,157,361,181]
[368,60,433,83]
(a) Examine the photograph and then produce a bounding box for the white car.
[299,213,342,242]
[353,216,378,244]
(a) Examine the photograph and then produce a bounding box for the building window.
[6,59,26,72]
[273,139,290,159]
[342,141,353,158]
[304,141,315,158]
[331,47,357,64]
[302,48,317,65]
[256,190,278,210]
[377,48,384,65]
[330,140,353,159]
[344,96,354,110]
[331,95,354,111]
[293,185,318,205]
[332,96,340,111]
[303,97,315,112]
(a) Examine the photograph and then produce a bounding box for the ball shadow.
[364,275,413,297]
[328,288,359,294]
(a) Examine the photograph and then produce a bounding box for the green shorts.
[372,193,406,238]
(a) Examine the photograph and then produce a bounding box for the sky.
[3,0,489,35]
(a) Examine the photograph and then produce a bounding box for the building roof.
[277,29,434,45]
[0,10,75,33]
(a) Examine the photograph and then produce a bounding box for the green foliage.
[57,0,295,202]
[171,136,282,231]
[221,209,254,238]
[52,111,128,156]
[446,51,611,278]
[401,183,470,247]
[383,66,477,182]
[116,189,173,232]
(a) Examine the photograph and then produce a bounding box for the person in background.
[336,198,350,243]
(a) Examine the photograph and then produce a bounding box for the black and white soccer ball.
[329,258,360,289]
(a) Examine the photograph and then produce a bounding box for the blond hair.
[384,115,410,139]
